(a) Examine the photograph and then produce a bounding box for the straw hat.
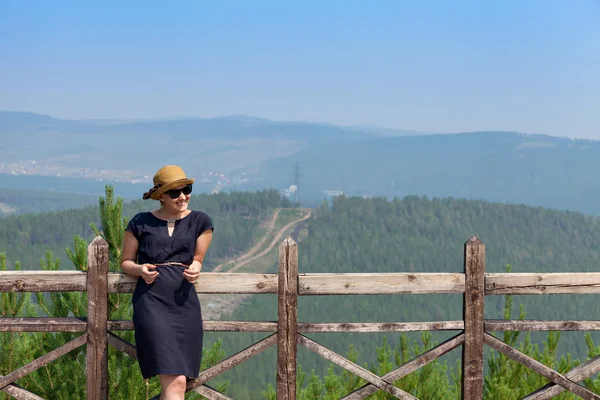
[143,165,195,200]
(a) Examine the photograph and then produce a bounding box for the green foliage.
[0,187,98,216]
[0,253,35,389]
[91,185,127,267]
[0,188,288,269]
[0,185,231,399]
[259,294,600,399]
[65,235,88,271]
[8,191,600,397]
[218,195,600,396]
[261,333,460,399]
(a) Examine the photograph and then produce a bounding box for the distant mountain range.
[3,111,600,215]
[0,110,394,182]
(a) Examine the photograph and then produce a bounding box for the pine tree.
[0,186,227,399]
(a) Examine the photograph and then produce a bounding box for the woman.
[120,165,213,399]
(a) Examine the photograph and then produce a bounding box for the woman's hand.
[183,262,201,284]
[140,264,159,284]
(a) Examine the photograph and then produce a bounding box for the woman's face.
[160,184,191,213]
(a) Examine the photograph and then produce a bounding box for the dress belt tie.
[153,262,188,267]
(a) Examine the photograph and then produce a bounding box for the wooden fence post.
[277,237,298,400]
[87,236,109,400]
[462,236,485,400]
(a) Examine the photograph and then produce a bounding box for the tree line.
[0,188,289,269]
[4,191,600,397]
[212,195,600,397]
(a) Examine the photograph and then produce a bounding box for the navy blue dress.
[126,210,213,379]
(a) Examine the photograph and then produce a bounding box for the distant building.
[281,185,298,198]
[323,190,344,197]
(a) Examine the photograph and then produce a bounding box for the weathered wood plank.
[486,273,600,295]
[194,384,234,400]
[108,272,279,294]
[203,321,278,332]
[523,354,600,399]
[86,236,109,400]
[0,271,86,292]
[298,321,464,332]
[107,320,134,331]
[107,332,137,359]
[8,271,600,296]
[486,320,600,331]
[277,237,298,400]
[0,319,468,333]
[103,320,469,333]
[107,320,279,332]
[484,333,600,399]
[342,333,465,399]
[0,334,86,389]
[299,273,464,295]
[1,381,45,400]
[8,271,600,295]
[298,334,417,400]
[110,320,600,333]
[155,384,233,400]
[189,334,277,389]
[0,317,86,332]
[462,236,485,400]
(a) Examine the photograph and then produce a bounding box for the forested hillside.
[5,191,600,397]
[0,188,292,400]
[261,132,600,214]
[0,188,289,268]
[0,187,99,216]
[211,195,600,397]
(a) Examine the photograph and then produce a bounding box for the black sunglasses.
[165,184,193,199]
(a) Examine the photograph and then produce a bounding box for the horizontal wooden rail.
[5,271,600,297]
[485,320,600,331]
[0,318,279,332]
[299,273,464,294]
[0,272,280,294]
[114,272,279,294]
[6,271,600,296]
[485,273,600,295]
[0,317,87,332]
[297,321,464,332]
[0,271,87,292]
[0,318,466,333]
[10,318,600,334]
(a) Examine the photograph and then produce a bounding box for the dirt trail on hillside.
[200,208,312,319]
[222,209,311,273]
[211,208,281,272]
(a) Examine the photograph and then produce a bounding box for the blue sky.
[1,0,599,138]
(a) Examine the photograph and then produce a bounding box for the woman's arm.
[184,229,213,283]
[120,230,158,284]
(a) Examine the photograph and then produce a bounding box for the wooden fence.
[2,236,600,399]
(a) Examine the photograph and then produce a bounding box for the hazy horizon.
[4,109,599,142]
[1,1,599,139]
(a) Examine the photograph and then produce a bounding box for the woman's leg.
[159,374,187,400]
